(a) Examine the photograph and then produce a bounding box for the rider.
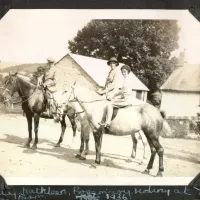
[97,57,122,100]
[37,57,57,116]
[97,57,123,132]
[99,64,134,133]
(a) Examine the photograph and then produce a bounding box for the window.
[136,91,142,100]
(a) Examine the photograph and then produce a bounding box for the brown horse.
[61,84,172,177]
[2,72,78,149]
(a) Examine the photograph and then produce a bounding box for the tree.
[68,20,180,92]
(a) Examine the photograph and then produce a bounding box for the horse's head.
[1,72,18,105]
[51,84,77,123]
[4,71,19,97]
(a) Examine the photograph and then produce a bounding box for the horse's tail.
[159,109,173,138]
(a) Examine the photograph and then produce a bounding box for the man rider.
[37,57,56,116]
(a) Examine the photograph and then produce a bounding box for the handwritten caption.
[0,187,67,200]
[0,186,199,200]
[73,186,200,200]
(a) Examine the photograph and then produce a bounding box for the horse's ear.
[14,71,18,76]
[73,81,76,86]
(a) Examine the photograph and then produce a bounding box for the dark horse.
[3,72,78,149]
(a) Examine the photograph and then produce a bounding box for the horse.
[61,84,172,177]
[55,94,149,163]
[2,71,78,149]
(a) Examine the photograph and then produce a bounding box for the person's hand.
[37,79,43,87]
[106,93,112,101]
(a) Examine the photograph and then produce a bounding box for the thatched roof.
[58,53,149,91]
[160,64,200,92]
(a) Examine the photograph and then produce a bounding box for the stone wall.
[55,55,98,91]
[166,116,200,139]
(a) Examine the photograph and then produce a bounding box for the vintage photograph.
[0,9,199,184]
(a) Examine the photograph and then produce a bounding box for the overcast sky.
[0,9,199,63]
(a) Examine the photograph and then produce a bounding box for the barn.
[54,53,149,101]
[160,64,200,117]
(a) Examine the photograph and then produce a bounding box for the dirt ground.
[0,112,200,179]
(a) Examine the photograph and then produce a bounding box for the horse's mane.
[17,74,36,88]
[74,85,106,102]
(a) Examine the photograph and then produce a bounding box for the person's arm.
[43,71,56,87]
[104,70,122,93]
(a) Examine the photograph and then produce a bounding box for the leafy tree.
[68,20,180,92]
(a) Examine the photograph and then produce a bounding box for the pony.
[56,95,149,163]
[61,84,172,177]
[2,71,78,149]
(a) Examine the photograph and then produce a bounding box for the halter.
[4,76,37,104]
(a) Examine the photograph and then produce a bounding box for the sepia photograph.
[0,9,199,185]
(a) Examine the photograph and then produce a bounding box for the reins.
[12,78,37,104]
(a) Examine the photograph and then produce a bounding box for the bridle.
[3,75,36,104]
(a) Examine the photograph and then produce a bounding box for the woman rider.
[99,64,134,133]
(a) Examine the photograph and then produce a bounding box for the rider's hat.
[107,57,119,66]
[47,57,55,63]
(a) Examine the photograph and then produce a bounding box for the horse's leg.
[67,112,77,148]
[126,132,137,163]
[55,115,66,147]
[77,121,90,160]
[85,138,90,156]
[143,135,164,177]
[92,130,103,167]
[31,113,40,150]
[83,121,90,156]
[76,137,85,160]
[24,113,32,148]
[139,130,148,161]
[142,137,156,175]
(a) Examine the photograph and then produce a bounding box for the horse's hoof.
[142,169,150,175]
[79,156,86,161]
[156,172,163,177]
[24,144,30,148]
[75,154,81,158]
[31,145,37,150]
[54,143,60,148]
[126,158,134,163]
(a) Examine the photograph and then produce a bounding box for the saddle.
[40,86,54,116]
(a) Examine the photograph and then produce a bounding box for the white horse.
[57,84,172,177]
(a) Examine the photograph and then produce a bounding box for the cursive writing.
[0,190,17,199]
[22,187,66,196]
[73,186,192,200]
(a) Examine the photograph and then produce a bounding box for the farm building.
[53,53,149,101]
[160,63,200,117]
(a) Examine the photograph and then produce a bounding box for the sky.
[0,9,199,63]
